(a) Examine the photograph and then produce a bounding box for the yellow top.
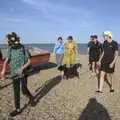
[65,40,77,55]
[64,40,77,67]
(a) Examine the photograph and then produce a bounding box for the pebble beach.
[0,54,120,120]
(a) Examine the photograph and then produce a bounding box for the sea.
[0,43,120,56]
[22,43,120,55]
[26,43,88,54]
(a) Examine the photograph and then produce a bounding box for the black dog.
[58,63,82,79]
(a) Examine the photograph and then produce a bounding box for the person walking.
[1,32,34,117]
[97,31,119,93]
[64,36,77,68]
[88,35,102,75]
[53,37,64,67]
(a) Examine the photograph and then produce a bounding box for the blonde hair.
[103,31,112,38]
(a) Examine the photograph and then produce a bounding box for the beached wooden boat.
[0,47,50,78]
[29,47,50,67]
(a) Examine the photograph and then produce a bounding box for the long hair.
[6,32,20,47]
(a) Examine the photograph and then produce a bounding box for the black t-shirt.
[88,41,102,57]
[102,40,119,63]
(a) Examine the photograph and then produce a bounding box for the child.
[1,32,34,117]
[64,36,77,68]
[88,35,94,71]
[53,37,64,67]
[60,36,78,79]
[88,35,102,75]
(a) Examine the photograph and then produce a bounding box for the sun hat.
[67,36,73,40]
[103,31,112,38]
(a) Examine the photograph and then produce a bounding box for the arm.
[87,47,90,55]
[109,50,118,68]
[17,59,31,76]
[100,43,103,54]
[64,43,67,53]
[21,59,31,70]
[75,43,79,55]
[111,42,119,65]
[87,42,91,55]
[1,46,11,77]
[17,49,31,75]
[111,50,118,64]
[1,58,9,78]
[53,43,60,53]
[22,48,31,70]
[99,51,104,63]
[77,46,80,55]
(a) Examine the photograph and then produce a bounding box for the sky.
[0,0,120,43]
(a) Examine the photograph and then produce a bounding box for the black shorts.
[89,56,99,63]
[100,61,115,73]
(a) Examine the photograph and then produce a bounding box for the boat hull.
[31,52,50,67]
[0,49,50,78]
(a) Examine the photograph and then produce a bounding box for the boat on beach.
[29,47,50,67]
[0,47,50,77]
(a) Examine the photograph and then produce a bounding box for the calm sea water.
[0,43,87,57]
[26,43,88,54]
[0,43,120,55]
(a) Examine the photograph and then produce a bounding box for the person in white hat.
[97,31,119,93]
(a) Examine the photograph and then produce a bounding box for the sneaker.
[9,109,21,117]
[96,90,103,93]
[110,89,114,93]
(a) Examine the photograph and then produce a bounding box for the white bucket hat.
[103,31,112,38]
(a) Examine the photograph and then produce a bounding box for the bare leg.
[95,62,99,74]
[91,62,96,75]
[59,54,64,66]
[108,73,114,92]
[56,54,59,66]
[105,74,112,89]
[89,62,92,71]
[99,71,106,92]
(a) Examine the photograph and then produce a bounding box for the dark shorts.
[89,56,99,63]
[100,61,115,73]
[89,61,98,71]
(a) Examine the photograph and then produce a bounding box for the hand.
[17,67,24,76]
[98,61,101,67]
[109,63,114,68]
[1,71,5,80]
